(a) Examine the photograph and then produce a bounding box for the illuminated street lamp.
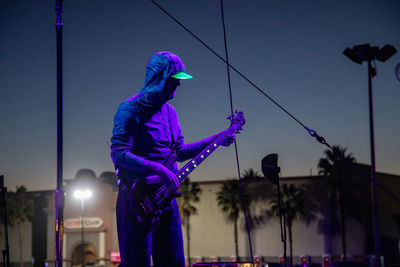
[74,190,92,267]
[343,43,397,267]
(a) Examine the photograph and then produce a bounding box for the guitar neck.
[176,126,236,184]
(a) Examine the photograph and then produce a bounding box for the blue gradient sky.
[1,0,399,191]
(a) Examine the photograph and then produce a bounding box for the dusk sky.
[1,0,399,192]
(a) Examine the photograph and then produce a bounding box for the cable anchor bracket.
[304,126,331,149]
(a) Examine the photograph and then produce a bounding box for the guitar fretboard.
[176,126,236,183]
[151,111,243,203]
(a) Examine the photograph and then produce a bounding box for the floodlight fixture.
[376,44,397,62]
[73,189,92,200]
[343,44,397,64]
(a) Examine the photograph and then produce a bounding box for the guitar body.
[128,179,173,225]
[128,153,180,226]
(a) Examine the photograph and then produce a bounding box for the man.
[111,51,234,267]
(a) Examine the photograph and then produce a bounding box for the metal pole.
[81,198,85,267]
[368,60,381,267]
[55,0,65,266]
[276,179,287,267]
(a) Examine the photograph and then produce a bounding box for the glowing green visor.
[171,72,193,80]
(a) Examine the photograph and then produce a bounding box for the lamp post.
[343,43,397,267]
[73,190,92,267]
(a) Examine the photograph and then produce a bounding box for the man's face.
[163,77,180,99]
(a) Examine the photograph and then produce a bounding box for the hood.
[137,51,186,109]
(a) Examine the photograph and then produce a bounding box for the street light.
[343,43,397,267]
[343,44,397,64]
[74,189,92,267]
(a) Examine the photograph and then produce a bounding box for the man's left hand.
[221,133,236,147]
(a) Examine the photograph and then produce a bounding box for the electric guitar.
[128,111,245,226]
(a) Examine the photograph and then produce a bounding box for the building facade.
[1,166,399,267]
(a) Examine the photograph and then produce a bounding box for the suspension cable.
[220,0,255,262]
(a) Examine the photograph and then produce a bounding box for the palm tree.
[241,167,275,225]
[268,183,308,267]
[240,168,265,253]
[242,168,263,182]
[216,179,250,258]
[1,186,34,267]
[318,146,355,258]
[177,178,202,266]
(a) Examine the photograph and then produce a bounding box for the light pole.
[73,190,92,267]
[343,43,397,267]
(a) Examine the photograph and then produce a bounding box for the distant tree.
[240,168,267,252]
[267,183,309,267]
[242,168,263,182]
[241,168,276,227]
[177,178,202,266]
[318,146,356,258]
[216,179,250,258]
[0,186,34,267]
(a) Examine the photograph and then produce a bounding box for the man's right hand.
[145,161,179,190]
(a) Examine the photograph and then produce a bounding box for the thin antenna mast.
[55,0,65,266]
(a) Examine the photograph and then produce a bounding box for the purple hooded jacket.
[110,52,219,184]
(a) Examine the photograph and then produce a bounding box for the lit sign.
[110,251,121,263]
[64,217,103,229]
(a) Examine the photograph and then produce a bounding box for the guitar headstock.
[228,110,245,133]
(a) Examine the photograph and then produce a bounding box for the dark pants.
[116,187,185,267]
